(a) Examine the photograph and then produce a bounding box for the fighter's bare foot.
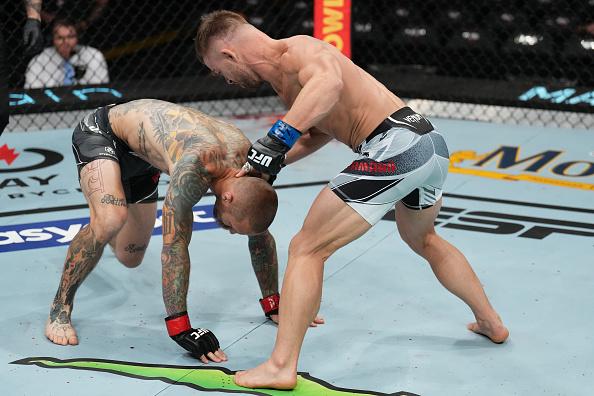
[45,318,79,346]
[233,360,297,389]
[467,317,509,344]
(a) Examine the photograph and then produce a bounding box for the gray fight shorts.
[329,107,450,225]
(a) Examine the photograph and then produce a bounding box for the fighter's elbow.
[327,76,344,97]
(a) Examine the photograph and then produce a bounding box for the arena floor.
[1,111,593,396]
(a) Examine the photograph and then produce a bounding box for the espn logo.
[248,148,272,167]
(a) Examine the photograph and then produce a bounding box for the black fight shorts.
[71,105,161,204]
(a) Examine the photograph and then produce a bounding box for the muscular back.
[108,99,250,176]
[276,36,406,149]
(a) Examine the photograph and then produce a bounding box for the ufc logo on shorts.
[248,148,272,167]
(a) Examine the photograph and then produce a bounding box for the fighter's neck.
[210,169,236,195]
[234,27,287,85]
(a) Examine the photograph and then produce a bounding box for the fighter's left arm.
[248,230,279,304]
[247,230,325,326]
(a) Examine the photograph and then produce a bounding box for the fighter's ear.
[222,191,234,203]
[221,48,236,61]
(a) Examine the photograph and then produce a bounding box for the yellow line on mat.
[449,150,594,191]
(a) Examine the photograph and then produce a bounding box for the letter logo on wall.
[518,86,594,107]
[0,144,63,173]
[314,0,352,58]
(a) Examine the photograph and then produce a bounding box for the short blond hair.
[195,10,248,61]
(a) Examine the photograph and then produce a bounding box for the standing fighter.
[45,99,281,363]
[196,10,509,388]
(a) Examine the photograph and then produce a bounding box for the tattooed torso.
[108,99,250,178]
[108,99,254,314]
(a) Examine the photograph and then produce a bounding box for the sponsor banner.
[314,0,351,58]
[8,78,276,115]
[449,146,594,191]
[518,86,594,108]
[431,206,594,240]
[0,130,92,211]
[372,70,594,114]
[0,204,219,253]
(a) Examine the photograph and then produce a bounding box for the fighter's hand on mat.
[171,328,227,364]
[165,312,227,364]
[260,293,325,327]
[309,314,326,327]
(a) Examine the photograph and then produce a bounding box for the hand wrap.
[259,293,280,318]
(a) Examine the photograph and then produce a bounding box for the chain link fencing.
[2,0,593,132]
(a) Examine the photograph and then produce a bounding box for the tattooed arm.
[161,152,210,316]
[248,230,279,298]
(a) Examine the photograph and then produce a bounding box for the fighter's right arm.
[161,152,209,316]
[284,127,333,165]
[161,152,225,363]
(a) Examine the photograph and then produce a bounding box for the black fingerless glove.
[247,120,301,175]
[165,312,220,358]
[23,18,42,52]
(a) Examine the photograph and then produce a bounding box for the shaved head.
[232,177,278,234]
[214,176,278,235]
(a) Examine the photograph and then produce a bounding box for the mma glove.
[165,312,220,358]
[23,18,42,53]
[247,120,301,175]
[259,293,280,318]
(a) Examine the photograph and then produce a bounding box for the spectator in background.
[24,18,109,89]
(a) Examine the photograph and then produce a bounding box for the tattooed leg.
[46,159,128,346]
[111,202,157,268]
[45,226,105,345]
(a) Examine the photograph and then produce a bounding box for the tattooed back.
[108,99,251,177]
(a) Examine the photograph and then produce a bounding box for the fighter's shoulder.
[284,35,326,54]
[281,36,327,68]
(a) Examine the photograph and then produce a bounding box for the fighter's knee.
[90,211,127,244]
[288,231,331,262]
[404,230,439,257]
[116,253,143,268]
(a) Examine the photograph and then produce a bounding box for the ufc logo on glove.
[248,148,273,167]
[246,120,301,175]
